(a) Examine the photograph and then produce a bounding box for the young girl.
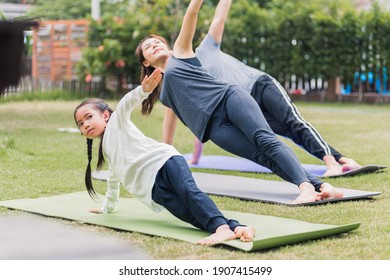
[191,0,361,177]
[135,0,343,204]
[74,67,255,246]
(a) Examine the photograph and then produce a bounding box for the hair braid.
[74,98,113,199]
[85,138,97,198]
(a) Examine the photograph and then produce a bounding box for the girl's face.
[75,105,110,139]
[141,37,170,68]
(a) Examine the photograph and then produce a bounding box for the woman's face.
[141,37,170,67]
[75,105,110,139]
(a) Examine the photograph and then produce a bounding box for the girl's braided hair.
[74,98,113,198]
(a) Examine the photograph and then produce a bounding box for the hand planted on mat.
[88,208,103,214]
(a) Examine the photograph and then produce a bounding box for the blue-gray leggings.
[152,156,241,234]
[206,85,323,191]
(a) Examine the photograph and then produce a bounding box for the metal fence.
[2,74,390,104]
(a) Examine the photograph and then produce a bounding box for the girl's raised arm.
[173,0,203,58]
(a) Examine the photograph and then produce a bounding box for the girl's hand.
[89,208,103,214]
[142,67,162,93]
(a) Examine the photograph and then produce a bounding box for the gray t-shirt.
[160,56,229,142]
[196,33,265,93]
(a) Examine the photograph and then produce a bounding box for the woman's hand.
[141,67,162,93]
[88,208,103,214]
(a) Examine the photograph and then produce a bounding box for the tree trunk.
[358,78,364,103]
[325,77,341,102]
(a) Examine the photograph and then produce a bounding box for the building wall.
[0,3,33,19]
[32,19,88,82]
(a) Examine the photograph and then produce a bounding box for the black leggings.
[251,75,343,161]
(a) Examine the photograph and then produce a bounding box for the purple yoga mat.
[183,154,386,178]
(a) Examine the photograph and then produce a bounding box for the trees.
[224,0,390,99]
[26,0,390,98]
[76,0,214,95]
[26,0,91,20]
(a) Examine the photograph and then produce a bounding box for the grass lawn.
[0,99,389,260]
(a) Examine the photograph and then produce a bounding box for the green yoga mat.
[0,192,360,252]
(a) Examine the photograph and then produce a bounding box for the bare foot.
[322,156,362,177]
[291,182,322,204]
[339,157,361,172]
[322,155,343,177]
[196,225,236,246]
[234,226,256,242]
[322,165,343,177]
[320,183,344,200]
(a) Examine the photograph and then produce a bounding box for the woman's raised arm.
[208,0,232,44]
[173,0,204,58]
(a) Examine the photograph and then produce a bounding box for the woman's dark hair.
[74,98,113,199]
[135,34,170,115]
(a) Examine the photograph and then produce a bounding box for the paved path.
[0,213,149,260]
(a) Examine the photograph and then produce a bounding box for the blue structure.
[341,68,389,95]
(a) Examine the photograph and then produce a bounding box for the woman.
[191,0,361,177]
[135,0,343,204]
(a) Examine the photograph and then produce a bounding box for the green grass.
[0,99,389,260]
